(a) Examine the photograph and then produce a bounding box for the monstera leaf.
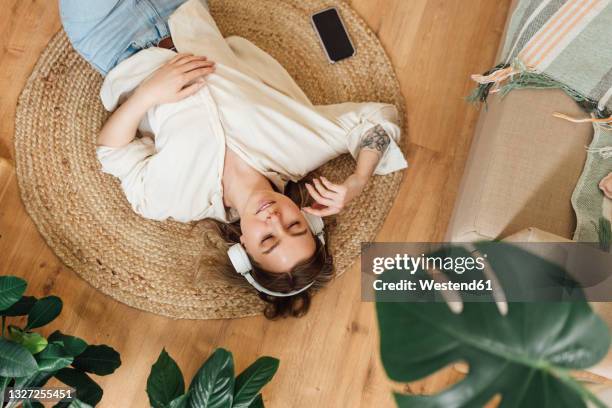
[376,242,611,407]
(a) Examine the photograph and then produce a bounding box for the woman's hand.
[600,172,612,199]
[303,174,368,217]
[133,53,215,108]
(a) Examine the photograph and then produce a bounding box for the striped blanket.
[470,0,612,246]
[472,0,612,115]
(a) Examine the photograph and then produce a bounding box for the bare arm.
[353,124,391,181]
[303,125,391,217]
[97,54,216,148]
[97,92,152,147]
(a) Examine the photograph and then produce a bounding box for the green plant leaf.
[0,376,10,406]
[52,398,94,408]
[233,357,279,408]
[23,400,45,408]
[248,394,264,408]
[25,296,63,330]
[146,348,185,408]
[71,344,121,376]
[67,399,94,408]
[1,296,37,316]
[0,276,27,311]
[597,217,612,252]
[54,367,103,406]
[188,348,235,408]
[168,393,190,408]
[8,326,48,354]
[376,242,611,408]
[36,342,74,372]
[0,337,38,377]
[48,331,88,357]
[13,370,55,392]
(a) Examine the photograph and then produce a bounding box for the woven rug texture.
[14,0,407,319]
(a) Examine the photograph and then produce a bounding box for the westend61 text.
[373,279,493,292]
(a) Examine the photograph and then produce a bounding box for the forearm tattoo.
[359,124,390,155]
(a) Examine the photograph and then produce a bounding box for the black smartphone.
[311,7,356,63]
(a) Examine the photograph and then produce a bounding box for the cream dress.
[96,0,408,223]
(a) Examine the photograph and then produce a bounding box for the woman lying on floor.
[59,0,408,318]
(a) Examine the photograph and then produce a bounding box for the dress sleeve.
[317,102,409,175]
[95,136,156,215]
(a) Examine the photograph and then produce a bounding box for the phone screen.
[312,8,355,62]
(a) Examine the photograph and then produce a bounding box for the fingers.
[319,176,341,193]
[176,55,208,67]
[305,183,336,207]
[312,178,337,200]
[177,79,206,99]
[183,67,215,84]
[180,59,215,73]
[302,206,339,217]
[169,53,194,64]
[169,54,210,66]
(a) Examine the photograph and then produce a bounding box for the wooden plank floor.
[0,0,511,406]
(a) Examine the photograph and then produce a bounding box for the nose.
[265,209,285,233]
[266,208,280,221]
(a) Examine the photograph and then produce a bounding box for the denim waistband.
[60,0,202,76]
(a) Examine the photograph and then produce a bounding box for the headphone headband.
[227,210,325,297]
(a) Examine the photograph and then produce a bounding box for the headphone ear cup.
[227,243,252,274]
[301,210,325,243]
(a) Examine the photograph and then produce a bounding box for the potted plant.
[0,275,121,407]
[146,347,279,408]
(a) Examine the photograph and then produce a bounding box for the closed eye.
[259,223,299,245]
[288,222,308,236]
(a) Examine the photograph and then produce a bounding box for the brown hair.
[194,180,335,319]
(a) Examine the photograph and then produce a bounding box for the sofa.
[446,0,612,396]
[445,0,596,243]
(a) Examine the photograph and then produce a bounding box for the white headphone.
[227,210,325,297]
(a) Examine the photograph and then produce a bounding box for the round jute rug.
[14,0,406,319]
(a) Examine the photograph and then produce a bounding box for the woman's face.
[240,190,316,273]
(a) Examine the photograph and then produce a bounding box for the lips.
[256,200,274,214]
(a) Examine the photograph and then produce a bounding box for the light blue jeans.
[59,0,208,76]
